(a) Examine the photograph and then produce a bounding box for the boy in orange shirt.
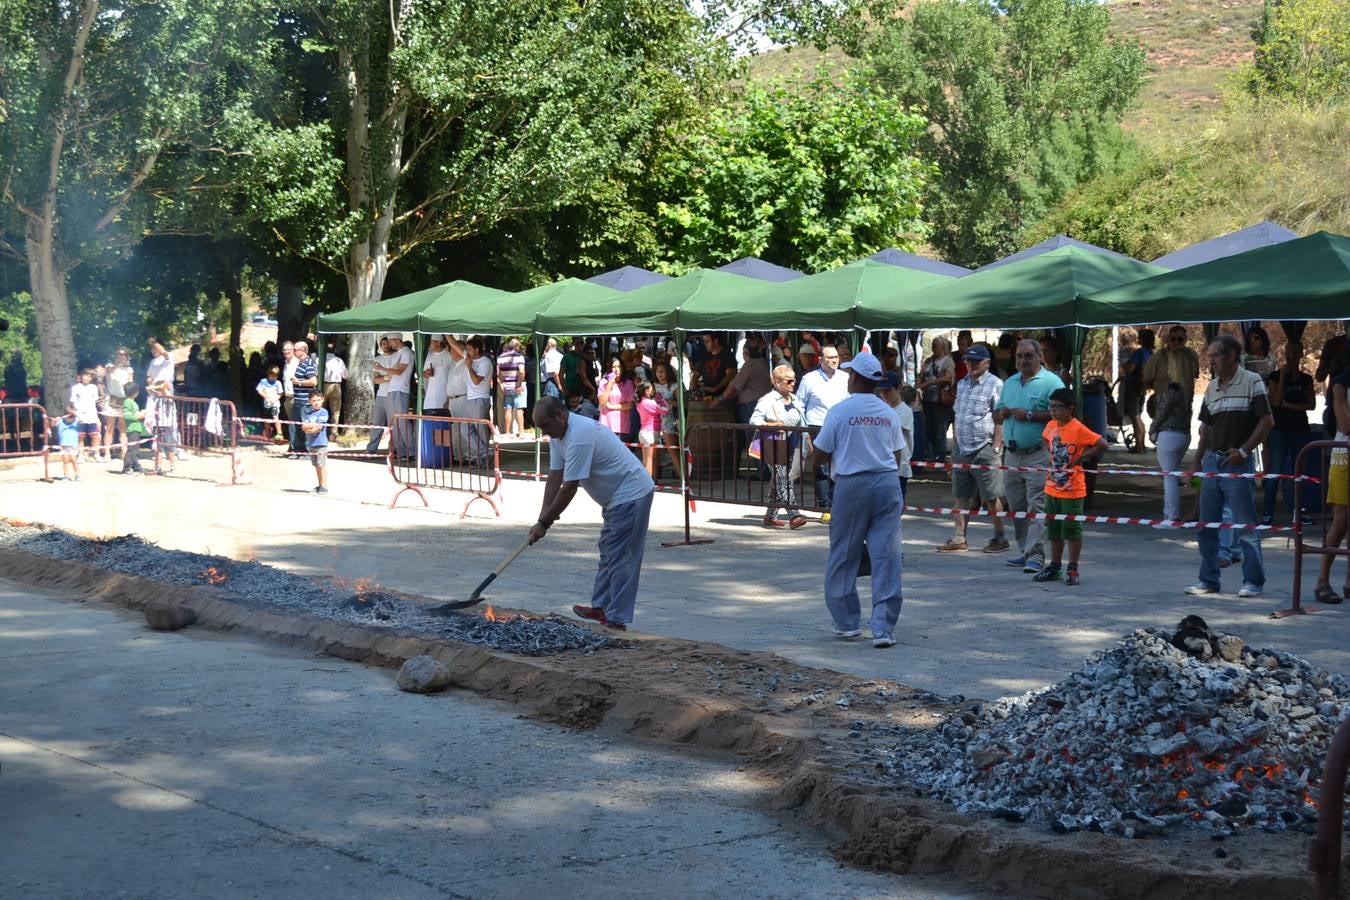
[1035,388,1109,585]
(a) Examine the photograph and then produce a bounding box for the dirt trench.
[0,544,1319,898]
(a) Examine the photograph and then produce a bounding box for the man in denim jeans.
[1186,333,1274,598]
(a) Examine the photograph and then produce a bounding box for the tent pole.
[1110,326,1119,396]
[414,332,425,472]
[533,330,543,481]
[662,326,710,548]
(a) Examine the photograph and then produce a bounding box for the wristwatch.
[1237,448,1250,459]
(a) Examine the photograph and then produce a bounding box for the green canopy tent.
[1079,231,1350,326]
[536,268,767,336]
[418,277,618,336]
[317,280,511,334]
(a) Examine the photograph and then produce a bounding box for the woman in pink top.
[635,381,668,477]
[598,355,636,441]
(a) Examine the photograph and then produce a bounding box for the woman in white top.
[103,347,135,459]
[69,369,102,461]
[750,365,807,529]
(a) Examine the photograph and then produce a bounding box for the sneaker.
[1260,513,1274,526]
[821,512,832,524]
[936,538,969,553]
[1005,554,1027,568]
[831,625,862,639]
[1301,513,1315,527]
[873,633,897,649]
[1237,582,1262,598]
[983,536,1010,553]
[1023,554,1045,574]
[1032,565,1061,583]
[1184,583,1219,596]
[1151,522,1175,530]
[1065,568,1080,586]
[315,486,328,494]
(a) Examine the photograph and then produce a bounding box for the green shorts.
[1045,495,1084,541]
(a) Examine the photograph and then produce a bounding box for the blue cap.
[963,344,991,361]
[879,371,902,389]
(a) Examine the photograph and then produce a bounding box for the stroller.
[1085,375,1131,451]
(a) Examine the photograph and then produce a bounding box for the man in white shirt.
[323,343,347,433]
[366,333,412,456]
[529,396,655,630]
[542,337,564,399]
[796,343,850,520]
[810,351,905,649]
[280,340,301,452]
[422,336,453,414]
[461,336,494,465]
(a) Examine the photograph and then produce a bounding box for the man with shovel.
[529,396,655,630]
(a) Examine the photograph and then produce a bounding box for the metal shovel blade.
[423,539,530,616]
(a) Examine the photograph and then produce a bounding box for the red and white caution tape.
[901,503,1295,532]
[912,458,1316,483]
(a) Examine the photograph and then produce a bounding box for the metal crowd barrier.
[388,413,502,517]
[0,402,50,481]
[163,395,244,485]
[686,420,824,513]
[1281,438,1349,618]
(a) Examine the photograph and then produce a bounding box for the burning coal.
[879,622,1348,837]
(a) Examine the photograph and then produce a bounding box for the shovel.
[424,538,531,615]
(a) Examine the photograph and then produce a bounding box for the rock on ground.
[396,655,452,693]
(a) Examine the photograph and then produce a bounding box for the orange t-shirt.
[1042,418,1102,499]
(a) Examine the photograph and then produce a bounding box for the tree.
[644,73,933,273]
[0,0,273,408]
[1246,0,1350,104]
[864,0,1146,266]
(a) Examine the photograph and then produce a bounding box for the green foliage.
[0,291,40,380]
[642,73,933,273]
[864,0,1147,266]
[1244,0,1350,103]
[1030,102,1350,259]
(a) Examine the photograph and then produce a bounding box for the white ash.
[882,624,1349,838]
[0,522,615,657]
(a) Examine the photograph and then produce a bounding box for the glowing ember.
[201,566,227,585]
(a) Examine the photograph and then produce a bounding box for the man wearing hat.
[938,343,1009,553]
[366,333,413,456]
[810,350,906,649]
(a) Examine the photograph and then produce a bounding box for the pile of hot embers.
[886,617,1347,838]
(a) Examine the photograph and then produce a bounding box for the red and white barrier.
[901,503,1296,532]
[912,458,1317,483]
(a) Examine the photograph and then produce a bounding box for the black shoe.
[1260,513,1274,526]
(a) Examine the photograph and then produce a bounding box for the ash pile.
[889,617,1347,838]
[0,522,615,657]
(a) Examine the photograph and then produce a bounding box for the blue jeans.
[1198,450,1264,589]
[825,471,903,636]
[1263,428,1312,518]
[589,490,654,625]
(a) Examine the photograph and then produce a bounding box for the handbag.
[939,382,956,408]
[748,433,762,460]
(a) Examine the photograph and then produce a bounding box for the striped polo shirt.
[1198,367,1271,452]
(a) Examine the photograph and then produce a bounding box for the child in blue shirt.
[52,403,81,481]
[301,391,329,494]
[256,365,284,442]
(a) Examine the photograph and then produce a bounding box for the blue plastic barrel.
[1081,393,1108,439]
[418,419,452,468]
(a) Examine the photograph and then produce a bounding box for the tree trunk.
[25,225,76,414]
[276,273,306,346]
[227,268,244,407]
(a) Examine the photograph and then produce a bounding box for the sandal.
[1314,583,1343,605]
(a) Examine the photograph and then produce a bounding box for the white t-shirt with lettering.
[812,392,904,477]
[549,412,654,510]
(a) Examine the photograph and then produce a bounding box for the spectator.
[750,364,807,529]
[367,333,412,458]
[953,330,974,381]
[1120,328,1154,454]
[290,341,319,456]
[1143,324,1201,402]
[102,348,134,460]
[462,336,493,465]
[559,339,583,400]
[69,368,102,462]
[1034,388,1109,586]
[529,396,656,631]
[323,343,347,432]
[1264,340,1315,526]
[1149,381,1192,525]
[1243,325,1276,379]
[279,339,298,449]
[692,332,736,397]
[441,334,471,460]
[1186,334,1274,599]
[120,382,148,475]
[257,365,284,441]
[993,332,1018,380]
[497,337,527,436]
[635,381,667,479]
[881,344,900,376]
[794,343,819,382]
[4,349,26,402]
[302,391,330,494]
[422,335,452,415]
[567,392,600,420]
[145,338,180,469]
[52,403,81,481]
[1316,333,1348,435]
[598,355,636,442]
[917,336,955,463]
[91,364,110,461]
[1040,334,1071,387]
[938,344,1009,553]
[879,374,915,503]
[542,337,565,399]
[184,344,205,394]
[718,340,773,429]
[651,361,683,478]
[1312,347,1349,603]
[810,351,905,649]
[994,339,1064,573]
[798,344,849,523]
[581,343,600,400]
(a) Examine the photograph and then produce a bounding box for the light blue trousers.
[1198,450,1264,590]
[590,490,654,625]
[825,471,903,636]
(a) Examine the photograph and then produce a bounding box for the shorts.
[309,448,328,467]
[76,422,98,435]
[59,445,79,458]
[1045,495,1085,541]
[952,444,1003,502]
[503,390,528,410]
[638,429,657,447]
[264,403,281,418]
[1329,438,1348,506]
